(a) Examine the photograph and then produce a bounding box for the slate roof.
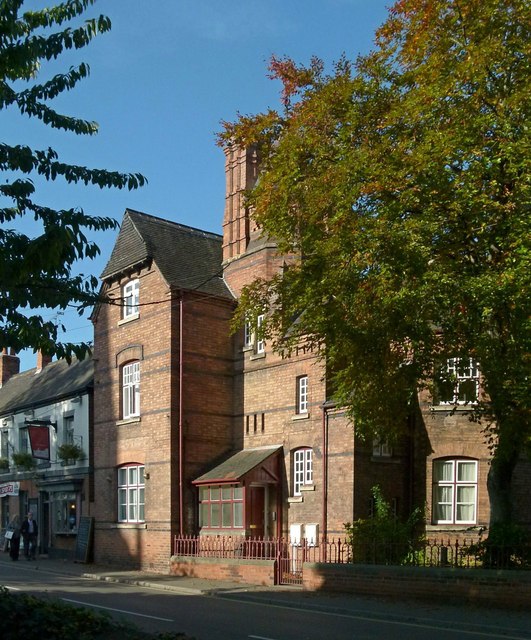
[193,446,282,484]
[0,358,93,416]
[100,209,233,299]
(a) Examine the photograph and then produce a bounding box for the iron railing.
[173,535,531,570]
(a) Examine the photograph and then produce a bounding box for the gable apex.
[100,209,232,299]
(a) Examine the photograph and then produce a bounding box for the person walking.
[20,511,38,560]
[7,515,21,561]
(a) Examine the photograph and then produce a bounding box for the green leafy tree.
[220,0,530,529]
[0,0,146,359]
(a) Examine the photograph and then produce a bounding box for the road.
[1,561,530,640]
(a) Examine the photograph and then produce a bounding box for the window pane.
[458,380,477,403]
[128,467,137,484]
[210,502,220,527]
[222,502,232,527]
[233,502,243,527]
[199,487,209,501]
[456,504,474,521]
[221,486,232,501]
[435,502,452,521]
[118,488,127,521]
[233,486,243,500]
[457,485,475,504]
[118,468,127,486]
[437,485,453,504]
[434,460,453,482]
[210,486,220,501]
[457,461,477,482]
[200,502,209,527]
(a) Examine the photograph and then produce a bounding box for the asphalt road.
[1,561,530,640]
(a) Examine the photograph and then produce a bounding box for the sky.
[6,0,391,371]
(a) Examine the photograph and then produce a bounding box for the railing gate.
[277,541,304,586]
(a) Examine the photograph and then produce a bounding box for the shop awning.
[193,445,282,485]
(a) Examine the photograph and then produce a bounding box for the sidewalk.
[2,553,531,639]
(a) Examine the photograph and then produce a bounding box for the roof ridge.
[125,208,222,240]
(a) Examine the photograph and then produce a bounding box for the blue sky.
[7,0,391,371]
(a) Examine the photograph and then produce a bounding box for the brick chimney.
[36,350,53,372]
[0,348,20,387]
[222,144,260,263]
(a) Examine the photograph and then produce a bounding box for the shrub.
[344,485,424,565]
[463,523,531,569]
[12,452,35,470]
[0,587,194,640]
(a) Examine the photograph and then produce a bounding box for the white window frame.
[438,357,480,405]
[433,459,478,525]
[256,314,265,354]
[297,375,309,414]
[118,464,145,523]
[293,448,313,496]
[63,415,75,446]
[243,321,252,349]
[123,279,140,319]
[122,361,140,419]
[372,438,392,457]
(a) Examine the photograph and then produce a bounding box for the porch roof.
[193,446,282,485]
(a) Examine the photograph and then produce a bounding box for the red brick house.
[91,146,529,571]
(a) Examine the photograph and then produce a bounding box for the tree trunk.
[486,424,521,528]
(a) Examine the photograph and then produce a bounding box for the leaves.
[223,0,530,483]
[0,0,147,359]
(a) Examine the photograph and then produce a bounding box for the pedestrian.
[20,511,38,560]
[7,515,21,561]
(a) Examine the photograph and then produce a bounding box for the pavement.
[2,552,531,638]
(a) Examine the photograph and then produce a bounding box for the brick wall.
[92,263,235,570]
[303,562,531,611]
[171,555,276,586]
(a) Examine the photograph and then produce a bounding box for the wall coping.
[303,561,531,584]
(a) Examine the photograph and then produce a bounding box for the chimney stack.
[0,348,20,387]
[36,350,53,372]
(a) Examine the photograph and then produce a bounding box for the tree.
[220,0,530,529]
[0,0,146,360]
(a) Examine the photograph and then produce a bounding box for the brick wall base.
[170,556,276,586]
[303,562,531,610]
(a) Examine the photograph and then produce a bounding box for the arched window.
[122,361,140,419]
[433,458,478,524]
[293,448,313,496]
[118,464,145,523]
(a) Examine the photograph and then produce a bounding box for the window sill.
[300,484,315,492]
[431,404,477,412]
[288,496,303,504]
[292,413,310,421]
[116,417,141,426]
[198,528,245,534]
[250,352,266,360]
[427,524,478,531]
[370,456,399,463]
[118,314,139,326]
[113,522,147,529]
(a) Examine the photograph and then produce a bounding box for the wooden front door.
[248,486,265,538]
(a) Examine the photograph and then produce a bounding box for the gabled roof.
[193,446,282,484]
[100,209,233,299]
[0,357,93,416]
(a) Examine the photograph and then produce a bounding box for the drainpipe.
[179,295,184,536]
[322,404,329,550]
